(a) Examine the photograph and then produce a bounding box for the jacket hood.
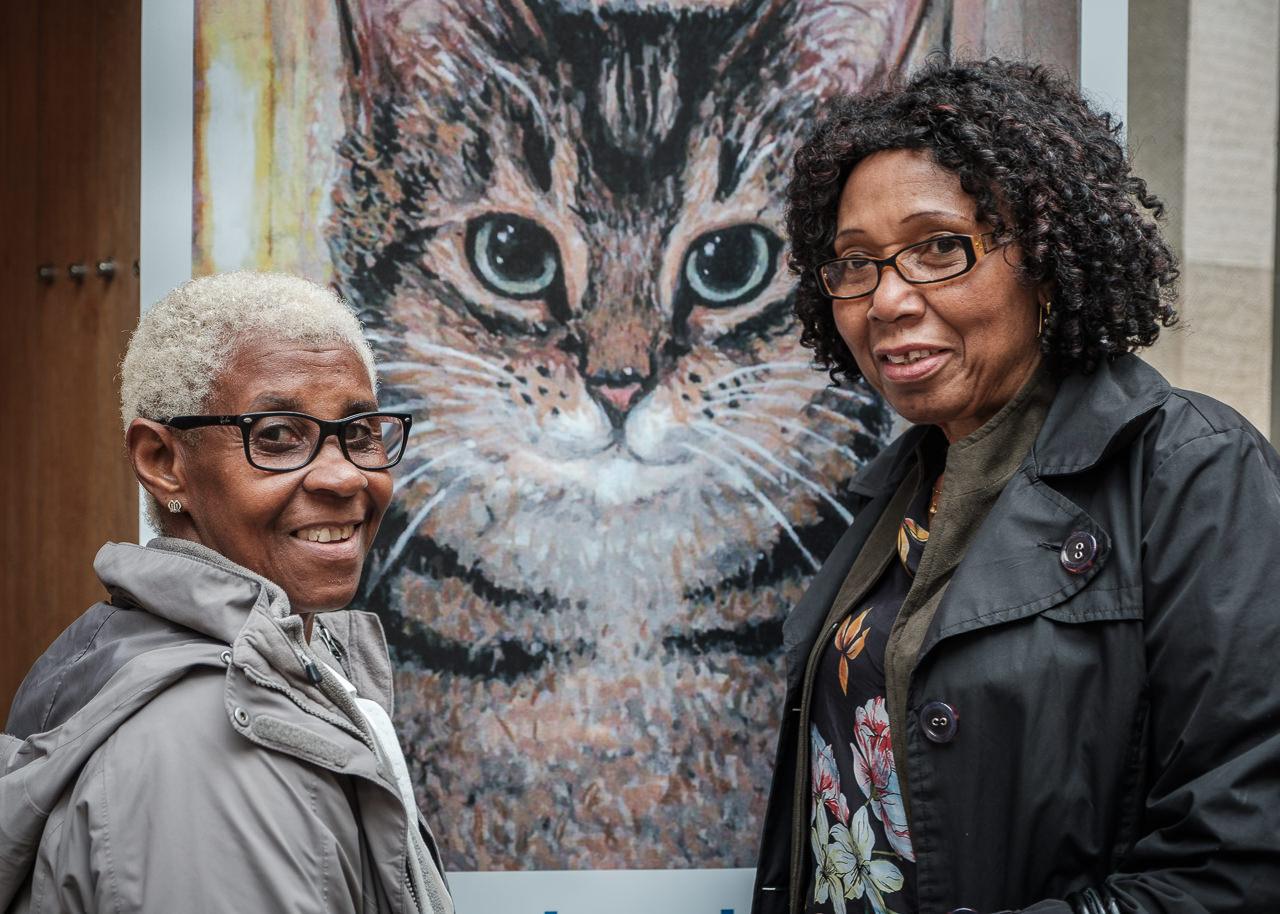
[2,541,302,908]
[5,540,296,742]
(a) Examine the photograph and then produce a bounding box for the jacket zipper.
[238,630,377,755]
[315,620,349,675]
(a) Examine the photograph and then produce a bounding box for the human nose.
[302,435,370,495]
[865,260,925,322]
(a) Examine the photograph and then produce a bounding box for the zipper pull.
[316,620,347,665]
[293,646,323,685]
[303,658,323,685]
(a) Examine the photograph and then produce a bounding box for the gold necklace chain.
[928,474,945,519]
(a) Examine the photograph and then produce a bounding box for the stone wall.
[1129,0,1279,437]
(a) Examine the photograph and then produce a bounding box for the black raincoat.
[753,355,1280,913]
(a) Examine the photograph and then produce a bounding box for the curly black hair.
[787,56,1179,381]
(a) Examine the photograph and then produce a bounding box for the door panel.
[0,0,141,715]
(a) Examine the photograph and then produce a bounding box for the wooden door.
[0,0,141,714]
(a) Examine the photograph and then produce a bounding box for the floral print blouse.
[805,483,934,914]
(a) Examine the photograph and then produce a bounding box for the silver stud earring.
[167,499,183,514]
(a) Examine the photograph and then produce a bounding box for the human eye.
[250,415,311,452]
[915,235,968,263]
[342,416,379,445]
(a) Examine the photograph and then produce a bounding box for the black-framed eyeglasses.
[161,411,413,472]
[815,233,999,300]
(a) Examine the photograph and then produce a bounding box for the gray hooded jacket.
[1,538,452,914]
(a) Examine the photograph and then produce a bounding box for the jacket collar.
[849,354,1170,494]
[849,425,929,499]
[95,537,293,645]
[1031,354,1171,476]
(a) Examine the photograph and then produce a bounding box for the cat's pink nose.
[596,382,641,412]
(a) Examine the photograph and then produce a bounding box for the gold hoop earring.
[1038,297,1052,338]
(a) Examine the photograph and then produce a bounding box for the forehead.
[837,148,977,227]
[209,339,378,413]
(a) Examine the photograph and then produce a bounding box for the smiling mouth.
[884,349,941,365]
[293,524,357,543]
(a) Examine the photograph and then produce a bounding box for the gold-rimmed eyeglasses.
[815,233,1000,300]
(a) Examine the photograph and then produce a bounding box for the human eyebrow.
[832,228,871,253]
[345,399,380,415]
[899,209,969,226]
[247,395,306,412]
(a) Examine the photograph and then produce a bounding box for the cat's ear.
[784,0,942,99]
[334,0,398,131]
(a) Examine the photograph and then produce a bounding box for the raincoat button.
[220,649,232,665]
[1060,531,1099,573]
[233,707,250,727]
[920,700,958,743]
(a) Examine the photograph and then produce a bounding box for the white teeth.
[886,349,936,365]
[298,524,355,543]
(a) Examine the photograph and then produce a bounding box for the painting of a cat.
[324,0,947,869]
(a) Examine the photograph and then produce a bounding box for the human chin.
[283,525,371,609]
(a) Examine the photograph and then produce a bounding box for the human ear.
[126,418,188,506]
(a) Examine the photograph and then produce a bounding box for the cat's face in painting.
[327,0,937,869]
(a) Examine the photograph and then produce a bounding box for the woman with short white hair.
[1,271,451,914]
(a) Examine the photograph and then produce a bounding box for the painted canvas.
[194,0,1080,871]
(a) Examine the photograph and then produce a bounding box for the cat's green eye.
[681,225,781,308]
[467,213,562,300]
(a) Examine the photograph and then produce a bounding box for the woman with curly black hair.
[752,58,1280,914]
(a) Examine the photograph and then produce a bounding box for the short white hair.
[120,271,376,429]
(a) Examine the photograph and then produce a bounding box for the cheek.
[368,473,395,519]
[831,305,865,355]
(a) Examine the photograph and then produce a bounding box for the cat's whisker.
[679,442,821,571]
[816,384,883,405]
[803,400,879,431]
[371,466,483,589]
[693,423,854,523]
[381,362,514,387]
[698,385,824,410]
[394,442,481,495]
[701,359,819,387]
[706,410,825,469]
[792,425,872,465]
[718,403,881,470]
[698,390,868,434]
[376,395,432,413]
[703,377,823,396]
[435,387,510,408]
[701,380,879,414]
[695,402,869,466]
[380,343,514,381]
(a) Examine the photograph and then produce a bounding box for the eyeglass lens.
[248,414,407,470]
[820,236,975,298]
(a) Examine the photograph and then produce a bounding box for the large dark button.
[920,700,958,743]
[1060,531,1099,573]
[948,908,980,914]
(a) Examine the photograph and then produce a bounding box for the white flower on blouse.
[834,807,905,914]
